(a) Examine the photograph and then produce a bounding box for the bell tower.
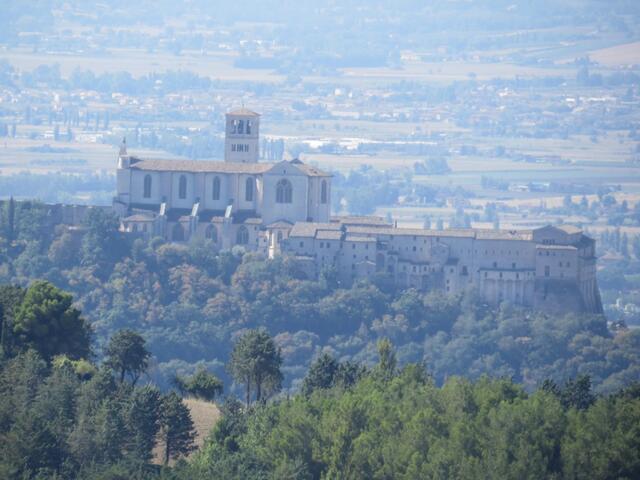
[224,108,260,163]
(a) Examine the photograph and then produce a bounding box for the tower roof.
[226,108,260,117]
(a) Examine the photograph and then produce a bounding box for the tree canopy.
[228,329,283,405]
[12,280,91,361]
[104,329,150,385]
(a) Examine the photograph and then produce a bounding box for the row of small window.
[230,119,253,135]
[144,175,328,205]
[484,271,526,280]
[143,175,255,202]
[231,144,250,152]
[403,265,440,273]
[489,262,519,269]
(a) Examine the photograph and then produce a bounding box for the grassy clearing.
[152,398,220,466]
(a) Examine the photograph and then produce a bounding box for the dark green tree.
[301,353,339,396]
[173,367,223,402]
[228,329,283,405]
[124,385,161,463]
[0,285,25,358]
[80,207,123,268]
[68,368,123,466]
[13,281,91,361]
[542,375,596,410]
[104,329,150,385]
[159,391,196,465]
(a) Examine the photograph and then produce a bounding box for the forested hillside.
[1,297,639,479]
[178,362,640,480]
[1,201,640,478]
[0,200,639,396]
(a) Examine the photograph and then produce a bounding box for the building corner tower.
[224,108,260,163]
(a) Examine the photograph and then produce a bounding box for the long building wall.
[282,221,603,314]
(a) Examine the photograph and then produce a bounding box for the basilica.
[114,109,602,314]
[114,108,331,257]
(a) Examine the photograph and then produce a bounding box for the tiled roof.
[475,229,533,241]
[293,162,332,177]
[130,157,272,174]
[197,209,226,222]
[344,234,376,243]
[129,157,331,177]
[343,225,533,241]
[267,220,293,228]
[331,215,390,226]
[124,213,155,222]
[226,108,260,117]
[558,224,582,234]
[345,226,476,238]
[289,222,339,238]
[316,230,343,240]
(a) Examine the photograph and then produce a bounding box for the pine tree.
[159,391,196,465]
[124,385,161,463]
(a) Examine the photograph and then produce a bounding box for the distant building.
[113,109,602,314]
[113,109,331,256]
[284,221,602,314]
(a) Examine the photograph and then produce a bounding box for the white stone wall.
[202,174,230,211]
[130,170,162,205]
[170,173,196,209]
[284,226,599,312]
[535,247,579,280]
[262,173,310,224]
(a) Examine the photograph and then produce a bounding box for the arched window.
[205,224,218,242]
[172,223,185,241]
[277,231,283,243]
[276,179,293,204]
[245,177,254,202]
[246,120,252,134]
[143,174,152,198]
[321,179,328,204]
[212,176,221,201]
[178,175,187,199]
[236,226,249,245]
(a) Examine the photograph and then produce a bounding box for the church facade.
[114,109,331,256]
[114,109,602,314]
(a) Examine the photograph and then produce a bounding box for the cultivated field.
[589,41,640,66]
